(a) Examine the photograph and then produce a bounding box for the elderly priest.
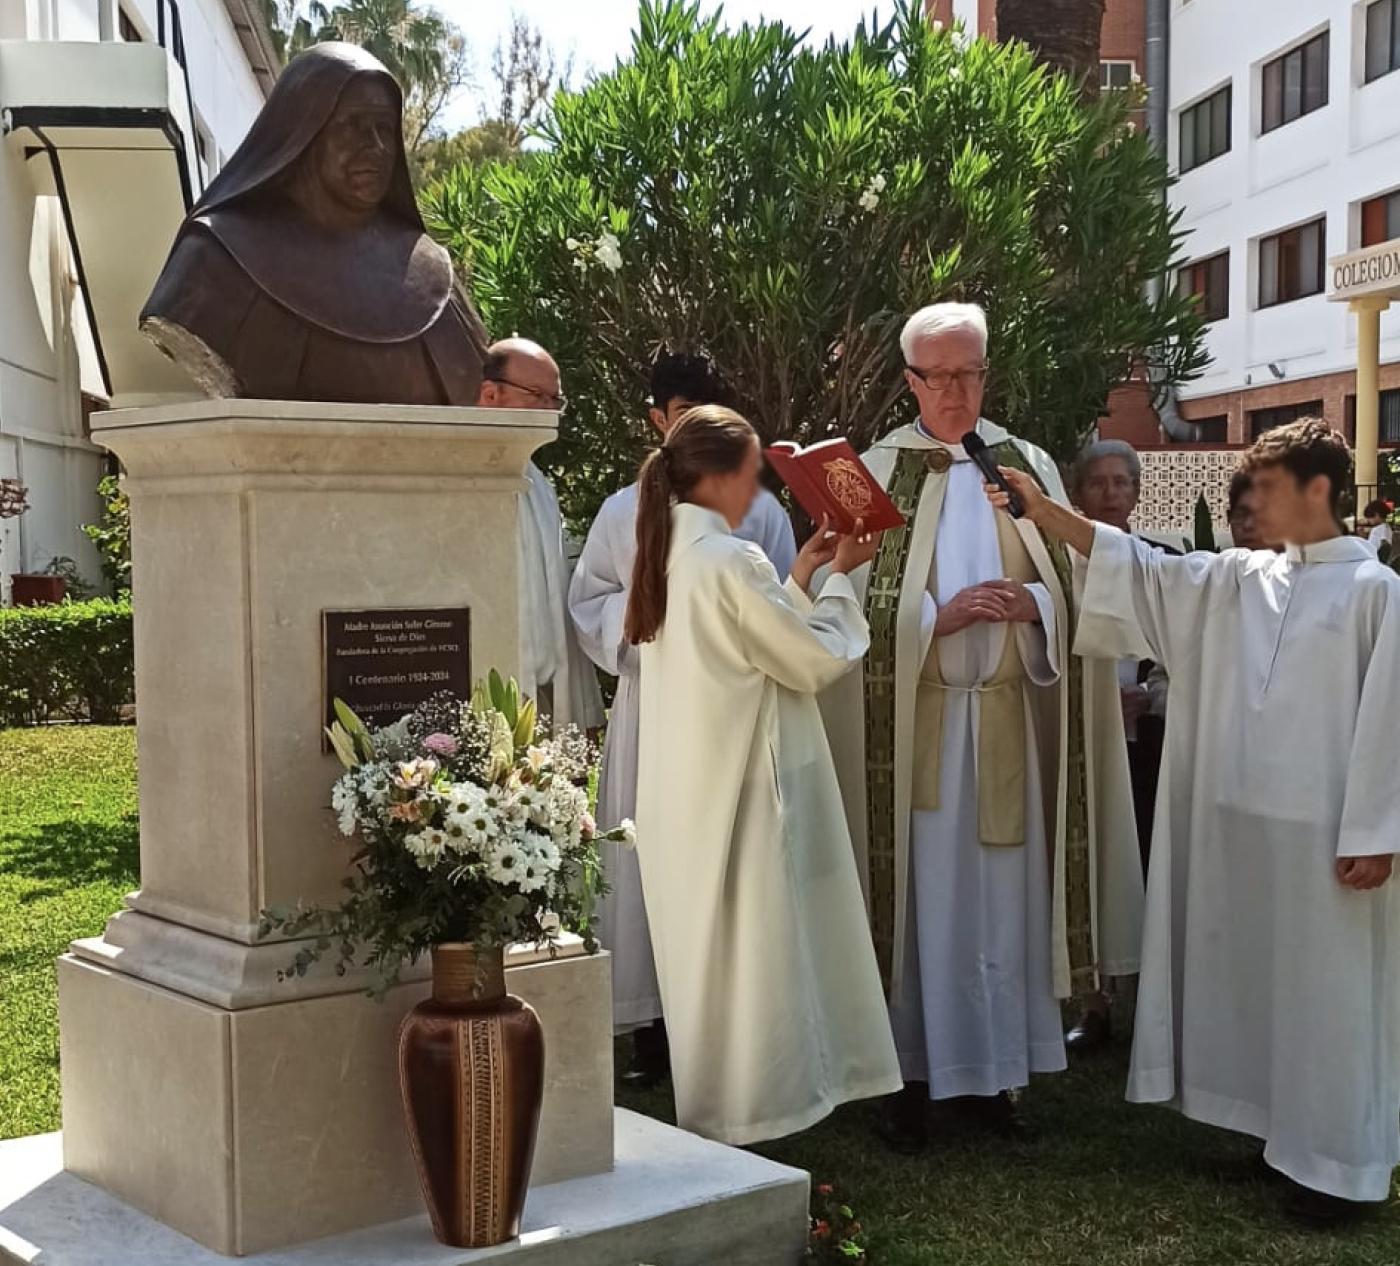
[821,303,1142,1149]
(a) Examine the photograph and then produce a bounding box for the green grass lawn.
[3,724,1399,1263]
[0,726,137,1139]
[617,1046,1400,1265]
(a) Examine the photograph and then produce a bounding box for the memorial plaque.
[323,607,471,733]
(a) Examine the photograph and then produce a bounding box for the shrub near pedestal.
[0,599,133,728]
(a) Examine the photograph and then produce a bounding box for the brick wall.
[926,0,955,28]
[1178,362,1400,444]
[1100,0,1144,69]
[1100,382,1163,446]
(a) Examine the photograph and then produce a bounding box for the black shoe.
[950,1091,1029,1140]
[876,1083,929,1155]
[621,1019,669,1088]
[1283,1179,1373,1228]
[1064,1007,1112,1053]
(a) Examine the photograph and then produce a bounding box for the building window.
[1179,85,1231,174]
[1361,190,1400,248]
[1366,0,1400,83]
[1383,389,1400,444]
[1178,251,1230,323]
[1249,400,1324,440]
[1100,60,1136,91]
[1183,415,1229,443]
[1261,31,1329,133]
[118,5,142,40]
[1258,218,1325,307]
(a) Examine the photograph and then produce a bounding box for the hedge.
[0,598,134,727]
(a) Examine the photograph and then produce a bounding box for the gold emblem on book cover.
[823,457,875,516]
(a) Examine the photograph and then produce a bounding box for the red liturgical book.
[764,439,906,535]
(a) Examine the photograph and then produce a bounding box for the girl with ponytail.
[627,404,903,1146]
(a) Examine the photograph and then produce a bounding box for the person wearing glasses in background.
[478,338,605,733]
[818,303,1142,1151]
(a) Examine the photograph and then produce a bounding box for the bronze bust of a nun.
[141,43,489,405]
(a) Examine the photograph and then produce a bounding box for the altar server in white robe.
[628,404,901,1144]
[478,338,604,731]
[568,351,795,1081]
[989,417,1400,1224]
[820,303,1142,1150]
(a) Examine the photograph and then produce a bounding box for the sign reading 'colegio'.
[1328,239,1400,303]
[323,607,471,732]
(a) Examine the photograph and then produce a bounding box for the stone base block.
[0,1113,809,1266]
[55,950,612,1256]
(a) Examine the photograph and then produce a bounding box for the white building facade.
[0,0,274,594]
[1167,0,1400,449]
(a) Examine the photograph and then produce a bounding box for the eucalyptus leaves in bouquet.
[258,673,631,994]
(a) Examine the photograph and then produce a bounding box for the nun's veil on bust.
[151,41,453,345]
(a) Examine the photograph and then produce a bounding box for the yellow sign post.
[1328,239,1400,492]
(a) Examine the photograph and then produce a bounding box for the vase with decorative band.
[398,942,545,1248]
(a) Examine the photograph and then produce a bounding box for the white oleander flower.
[573,255,588,273]
[565,236,581,251]
[858,188,880,213]
[595,231,623,273]
[870,173,887,193]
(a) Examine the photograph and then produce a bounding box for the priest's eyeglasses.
[486,377,568,411]
[906,364,989,394]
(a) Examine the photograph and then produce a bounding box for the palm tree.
[996,0,1106,94]
[315,0,448,94]
[260,0,327,63]
[260,0,468,150]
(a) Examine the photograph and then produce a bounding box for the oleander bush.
[425,0,1206,528]
[0,598,134,728]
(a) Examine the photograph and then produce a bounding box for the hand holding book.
[764,439,906,536]
[790,514,879,593]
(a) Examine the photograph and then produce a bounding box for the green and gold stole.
[861,442,1096,1000]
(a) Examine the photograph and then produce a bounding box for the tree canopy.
[425,0,1205,529]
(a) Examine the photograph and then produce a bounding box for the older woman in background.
[1066,440,1171,1050]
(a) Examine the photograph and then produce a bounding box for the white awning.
[1,40,203,406]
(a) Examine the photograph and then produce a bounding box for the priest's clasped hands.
[933,580,1039,636]
[789,514,880,593]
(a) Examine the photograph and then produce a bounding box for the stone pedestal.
[59,402,619,1257]
[91,400,554,939]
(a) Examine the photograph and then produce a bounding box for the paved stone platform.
[0,1110,808,1266]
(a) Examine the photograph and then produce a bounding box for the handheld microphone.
[961,431,1025,519]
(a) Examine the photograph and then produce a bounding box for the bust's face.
[308,77,399,215]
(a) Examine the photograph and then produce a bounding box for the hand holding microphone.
[961,431,1025,518]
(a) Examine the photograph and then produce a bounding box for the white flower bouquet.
[259,672,632,994]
